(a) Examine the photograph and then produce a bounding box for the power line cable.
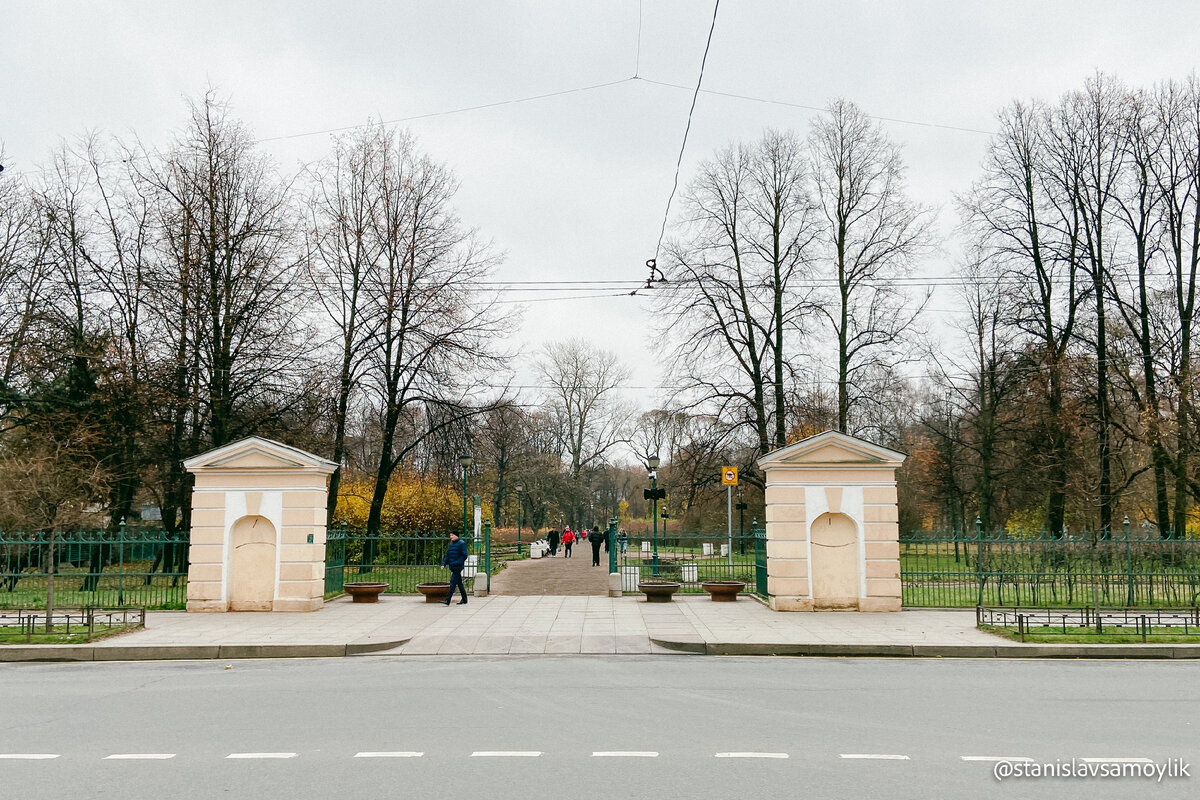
[638,77,996,136]
[257,78,637,143]
[653,0,720,263]
[635,0,644,78]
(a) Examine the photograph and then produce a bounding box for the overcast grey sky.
[6,1,1200,409]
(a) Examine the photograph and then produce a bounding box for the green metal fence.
[902,524,1200,608]
[753,525,768,596]
[0,527,188,609]
[324,526,537,595]
[617,530,759,594]
[323,529,462,594]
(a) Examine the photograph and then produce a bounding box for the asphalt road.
[2,655,1196,799]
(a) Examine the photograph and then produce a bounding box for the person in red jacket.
[562,527,575,558]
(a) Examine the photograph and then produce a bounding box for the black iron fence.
[616,530,759,594]
[0,527,188,609]
[978,606,1200,642]
[902,528,1200,608]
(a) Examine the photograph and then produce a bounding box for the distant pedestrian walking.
[440,532,469,605]
[618,531,628,553]
[589,525,605,566]
[548,529,560,557]
[562,527,575,558]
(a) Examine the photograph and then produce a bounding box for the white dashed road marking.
[354,752,424,758]
[0,754,59,760]
[840,754,910,760]
[715,752,789,759]
[226,753,298,759]
[592,751,658,757]
[104,754,175,760]
[470,751,541,758]
[961,756,1033,762]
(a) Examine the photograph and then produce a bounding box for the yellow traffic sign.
[721,467,738,486]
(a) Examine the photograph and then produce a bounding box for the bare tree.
[1110,86,1171,531]
[963,99,1086,536]
[659,130,816,456]
[808,99,933,434]
[536,339,631,526]
[926,256,1025,532]
[144,91,308,450]
[350,131,506,537]
[1150,77,1200,536]
[0,152,47,425]
[305,124,387,524]
[1043,74,1128,536]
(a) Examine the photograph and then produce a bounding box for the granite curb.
[651,638,1200,658]
[0,637,410,663]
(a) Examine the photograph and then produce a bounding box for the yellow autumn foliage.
[333,472,461,535]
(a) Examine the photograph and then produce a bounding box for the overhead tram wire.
[14,78,639,175]
[637,78,997,137]
[255,78,638,143]
[652,0,720,265]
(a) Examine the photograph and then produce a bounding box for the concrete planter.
[344,582,389,603]
[416,582,452,604]
[638,581,681,603]
[701,580,745,602]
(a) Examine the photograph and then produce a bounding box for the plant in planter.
[638,580,681,603]
[343,582,389,603]
[415,582,452,604]
[700,580,745,602]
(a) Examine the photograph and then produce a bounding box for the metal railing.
[978,606,1200,642]
[323,526,526,595]
[902,525,1200,608]
[0,528,188,609]
[616,530,759,593]
[0,607,146,642]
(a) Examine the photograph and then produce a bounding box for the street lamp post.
[648,455,660,576]
[736,487,748,553]
[458,455,473,541]
[515,484,524,553]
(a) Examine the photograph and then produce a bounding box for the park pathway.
[489,542,610,596]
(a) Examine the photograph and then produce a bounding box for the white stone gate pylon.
[756,431,906,612]
[183,437,337,612]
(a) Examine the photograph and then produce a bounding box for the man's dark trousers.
[446,567,467,602]
[591,541,603,566]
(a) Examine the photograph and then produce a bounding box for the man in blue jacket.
[441,532,469,605]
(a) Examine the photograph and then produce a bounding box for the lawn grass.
[0,622,142,645]
[978,623,1200,644]
[0,568,186,610]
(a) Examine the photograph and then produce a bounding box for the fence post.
[608,516,618,573]
[1123,515,1133,607]
[484,519,492,592]
[117,518,126,606]
[975,515,984,607]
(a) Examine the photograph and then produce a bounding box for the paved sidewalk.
[7,593,1200,661]
[489,548,610,596]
